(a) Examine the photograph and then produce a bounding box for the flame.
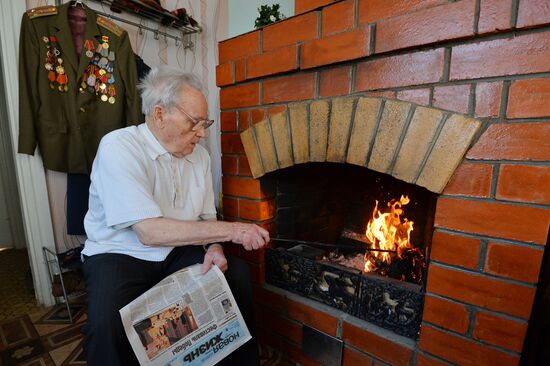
[363,195,414,272]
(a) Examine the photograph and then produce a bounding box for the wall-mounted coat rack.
[58,0,201,48]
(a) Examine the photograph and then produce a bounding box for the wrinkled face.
[152,86,208,158]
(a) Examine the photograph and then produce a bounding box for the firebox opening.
[268,162,437,285]
[263,162,437,338]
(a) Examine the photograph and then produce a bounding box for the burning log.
[320,194,425,284]
[272,194,426,285]
[322,247,424,285]
[377,248,425,284]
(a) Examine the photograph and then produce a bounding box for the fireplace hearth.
[266,245,424,338]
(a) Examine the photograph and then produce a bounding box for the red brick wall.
[217,0,550,364]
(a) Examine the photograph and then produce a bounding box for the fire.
[364,195,414,272]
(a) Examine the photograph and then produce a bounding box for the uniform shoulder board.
[26,5,57,19]
[96,16,124,37]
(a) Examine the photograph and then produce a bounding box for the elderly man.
[81,65,269,365]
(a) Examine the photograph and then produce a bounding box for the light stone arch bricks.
[240,97,483,194]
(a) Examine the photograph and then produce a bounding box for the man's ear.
[152,105,165,129]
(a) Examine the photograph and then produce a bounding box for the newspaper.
[120,264,251,366]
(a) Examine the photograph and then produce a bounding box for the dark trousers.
[82,246,259,366]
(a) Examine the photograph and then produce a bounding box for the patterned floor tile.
[49,339,81,366]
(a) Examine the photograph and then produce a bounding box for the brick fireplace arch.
[240,96,482,194]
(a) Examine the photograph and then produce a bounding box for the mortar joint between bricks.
[469,83,476,117]
[511,0,520,28]
[442,48,451,83]
[499,81,511,121]
[473,0,481,35]
[489,163,500,199]
[466,305,477,337]
[477,239,488,272]
[353,0,359,28]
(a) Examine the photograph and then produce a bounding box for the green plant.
[254,4,285,28]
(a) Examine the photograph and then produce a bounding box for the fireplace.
[217,1,550,365]
[264,163,435,338]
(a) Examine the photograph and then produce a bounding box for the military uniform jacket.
[18,3,142,173]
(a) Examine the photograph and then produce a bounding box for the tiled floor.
[0,303,86,366]
[0,248,43,321]
[0,305,291,366]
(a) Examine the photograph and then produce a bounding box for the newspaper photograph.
[120,264,251,366]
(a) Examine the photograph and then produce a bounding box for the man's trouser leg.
[83,253,162,366]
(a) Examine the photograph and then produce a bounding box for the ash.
[322,252,365,271]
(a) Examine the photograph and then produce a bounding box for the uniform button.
[79,107,85,112]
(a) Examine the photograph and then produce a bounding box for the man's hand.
[201,244,227,273]
[230,223,270,251]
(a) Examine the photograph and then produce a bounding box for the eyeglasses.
[173,105,214,131]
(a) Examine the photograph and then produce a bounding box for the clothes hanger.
[71,0,85,8]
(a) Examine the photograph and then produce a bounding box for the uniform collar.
[139,123,199,164]
[53,3,101,73]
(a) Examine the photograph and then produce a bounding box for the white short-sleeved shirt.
[82,123,216,261]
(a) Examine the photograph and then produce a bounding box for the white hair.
[138,65,204,117]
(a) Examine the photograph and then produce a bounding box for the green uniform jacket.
[18,3,142,173]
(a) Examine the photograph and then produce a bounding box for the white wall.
[227,0,294,38]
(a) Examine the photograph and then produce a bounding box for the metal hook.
[154,31,159,40]
[175,37,179,46]
[183,34,194,50]
[138,26,143,35]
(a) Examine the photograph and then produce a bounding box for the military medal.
[107,85,116,104]
[43,35,68,93]
[87,74,96,86]
[79,34,116,103]
[84,39,94,58]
